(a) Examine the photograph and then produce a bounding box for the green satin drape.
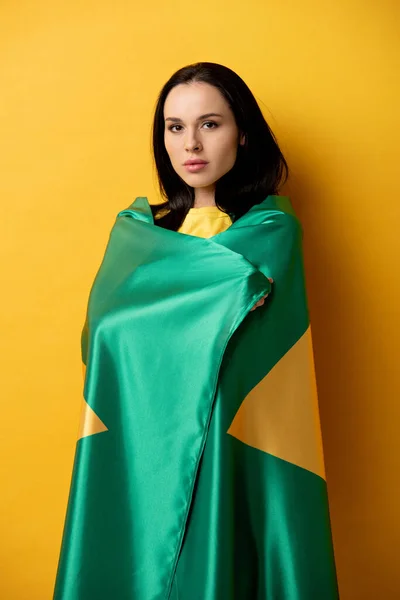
[54,195,339,600]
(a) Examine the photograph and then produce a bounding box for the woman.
[152,62,275,311]
[54,62,339,600]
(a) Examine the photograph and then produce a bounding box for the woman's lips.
[184,163,208,172]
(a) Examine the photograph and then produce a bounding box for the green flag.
[54,195,339,599]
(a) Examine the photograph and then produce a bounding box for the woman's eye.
[168,121,218,133]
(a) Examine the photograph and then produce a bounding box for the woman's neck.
[193,187,216,208]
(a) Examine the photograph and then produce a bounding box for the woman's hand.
[250,277,273,311]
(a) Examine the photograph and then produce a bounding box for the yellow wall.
[1,1,398,598]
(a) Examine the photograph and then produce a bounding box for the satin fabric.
[53,195,339,600]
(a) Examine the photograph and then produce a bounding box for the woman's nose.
[184,132,201,152]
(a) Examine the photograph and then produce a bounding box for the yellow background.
[1,1,399,598]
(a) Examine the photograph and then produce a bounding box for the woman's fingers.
[250,277,273,311]
[250,297,266,311]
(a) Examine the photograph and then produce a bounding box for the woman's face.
[163,82,245,191]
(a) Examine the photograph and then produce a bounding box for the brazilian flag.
[54,196,339,599]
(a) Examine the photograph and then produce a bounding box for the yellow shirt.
[177,205,232,238]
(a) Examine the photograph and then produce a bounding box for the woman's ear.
[239,132,246,146]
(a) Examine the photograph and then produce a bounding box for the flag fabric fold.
[54,195,339,600]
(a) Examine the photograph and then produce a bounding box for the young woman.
[54,62,339,600]
[151,62,278,311]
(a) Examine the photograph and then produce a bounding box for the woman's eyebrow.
[165,113,223,123]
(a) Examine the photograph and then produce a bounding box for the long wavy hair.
[150,62,288,231]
